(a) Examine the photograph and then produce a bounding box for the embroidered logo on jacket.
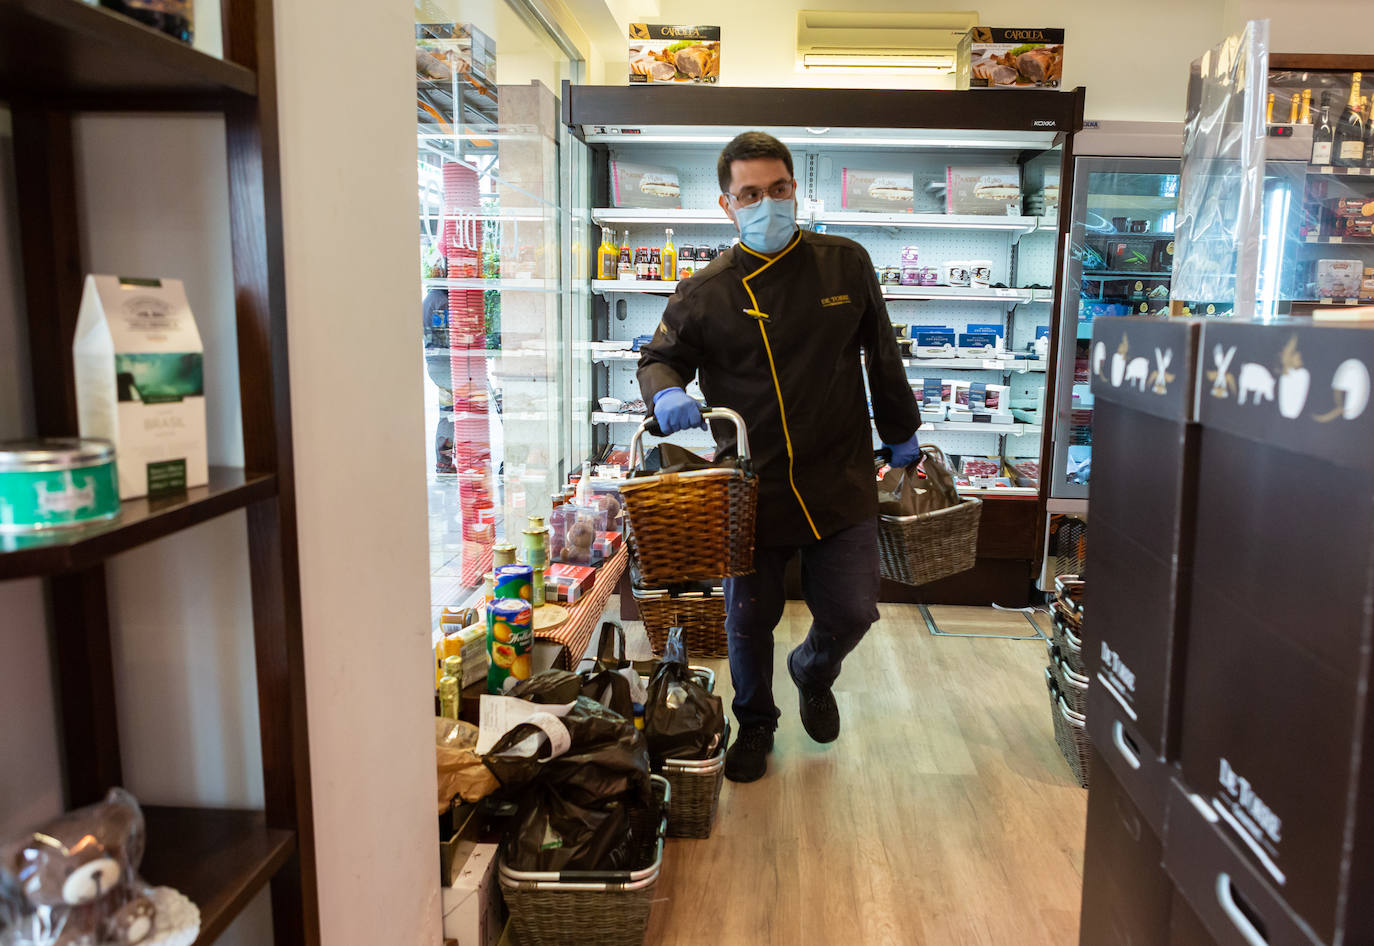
[820,294,851,308]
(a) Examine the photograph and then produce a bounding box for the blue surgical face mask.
[734,197,797,254]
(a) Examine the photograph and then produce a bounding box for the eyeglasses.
[724,180,795,208]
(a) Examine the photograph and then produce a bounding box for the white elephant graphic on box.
[1237,363,1276,405]
[1124,356,1150,392]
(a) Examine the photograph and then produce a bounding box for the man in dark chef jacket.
[638,132,923,782]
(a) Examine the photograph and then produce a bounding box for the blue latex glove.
[885,431,923,469]
[651,387,705,434]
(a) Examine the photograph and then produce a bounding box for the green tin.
[0,438,120,532]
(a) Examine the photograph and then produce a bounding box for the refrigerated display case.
[1268,57,1374,313]
[564,84,1085,605]
[1048,124,1184,515]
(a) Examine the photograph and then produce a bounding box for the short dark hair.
[717,132,794,194]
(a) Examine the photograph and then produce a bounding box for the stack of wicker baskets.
[622,408,757,660]
[1047,575,1090,788]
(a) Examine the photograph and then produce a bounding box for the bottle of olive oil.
[597,227,618,280]
[662,228,677,281]
[439,656,462,720]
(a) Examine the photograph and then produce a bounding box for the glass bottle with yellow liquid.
[596,226,619,280]
[662,228,677,281]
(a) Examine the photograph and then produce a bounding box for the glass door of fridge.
[1051,157,1180,500]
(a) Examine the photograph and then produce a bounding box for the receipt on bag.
[476,696,575,757]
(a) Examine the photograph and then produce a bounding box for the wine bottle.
[1288,91,1299,124]
[1365,96,1374,168]
[617,230,633,280]
[1313,94,1335,166]
[1266,91,1275,124]
[99,0,193,43]
[1335,72,1366,166]
[1300,88,1313,124]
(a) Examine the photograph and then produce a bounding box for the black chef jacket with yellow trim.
[638,229,921,547]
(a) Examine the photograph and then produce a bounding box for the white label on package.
[475,696,574,755]
[1096,642,1138,720]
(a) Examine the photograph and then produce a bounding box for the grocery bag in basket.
[877,444,961,517]
[644,627,725,763]
[505,781,636,872]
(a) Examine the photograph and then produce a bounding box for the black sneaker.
[724,725,774,783]
[788,649,840,743]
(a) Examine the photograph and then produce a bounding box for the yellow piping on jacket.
[738,233,821,541]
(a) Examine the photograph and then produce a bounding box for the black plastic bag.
[508,669,583,705]
[580,669,635,720]
[503,782,634,872]
[483,696,651,807]
[644,627,726,763]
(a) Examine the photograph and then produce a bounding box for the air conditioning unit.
[796,10,976,86]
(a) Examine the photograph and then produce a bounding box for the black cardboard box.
[1178,318,1374,946]
[1163,777,1322,946]
[1084,317,1202,830]
[1169,889,1218,946]
[1079,750,1175,946]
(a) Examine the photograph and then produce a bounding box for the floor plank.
[638,602,1086,946]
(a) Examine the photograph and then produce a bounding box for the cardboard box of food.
[610,160,682,209]
[442,843,503,945]
[546,563,596,604]
[1079,752,1175,946]
[1177,319,1374,946]
[73,275,208,500]
[969,28,1065,89]
[1316,258,1363,298]
[628,24,720,84]
[945,165,1022,216]
[840,168,914,213]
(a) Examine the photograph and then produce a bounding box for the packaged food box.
[914,329,957,357]
[914,378,954,407]
[610,160,683,209]
[1153,238,1175,273]
[594,531,622,557]
[628,24,720,84]
[960,456,1002,477]
[74,275,208,499]
[957,332,1003,356]
[1106,240,1156,272]
[1317,258,1364,299]
[546,563,596,604]
[969,28,1065,89]
[946,165,1022,216]
[954,381,1010,413]
[841,168,915,213]
[1333,197,1374,218]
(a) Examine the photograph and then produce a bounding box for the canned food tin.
[0,438,120,532]
[493,564,534,602]
[488,597,534,693]
[492,544,518,568]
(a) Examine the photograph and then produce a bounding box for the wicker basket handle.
[631,407,751,470]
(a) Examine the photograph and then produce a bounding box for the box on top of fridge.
[969,28,1065,89]
[629,25,721,84]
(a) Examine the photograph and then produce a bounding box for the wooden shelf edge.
[140,806,295,946]
[0,468,277,580]
[0,0,258,103]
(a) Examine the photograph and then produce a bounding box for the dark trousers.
[722,518,881,731]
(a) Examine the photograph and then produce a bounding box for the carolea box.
[73,276,207,499]
[628,24,720,85]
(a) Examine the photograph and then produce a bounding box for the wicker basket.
[1046,669,1090,788]
[1052,614,1087,677]
[1048,643,1090,716]
[661,719,728,839]
[633,584,728,658]
[877,497,982,586]
[499,776,670,946]
[621,409,757,586]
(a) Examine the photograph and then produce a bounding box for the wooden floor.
[638,602,1087,946]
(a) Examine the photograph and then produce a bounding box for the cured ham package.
[969,28,1065,89]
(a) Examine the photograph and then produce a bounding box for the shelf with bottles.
[590,279,1051,304]
[1270,68,1373,173]
[1308,165,1374,177]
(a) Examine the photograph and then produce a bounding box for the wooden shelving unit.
[1,1,318,943]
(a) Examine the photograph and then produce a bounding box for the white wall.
[273,0,443,942]
[1225,0,1374,54]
